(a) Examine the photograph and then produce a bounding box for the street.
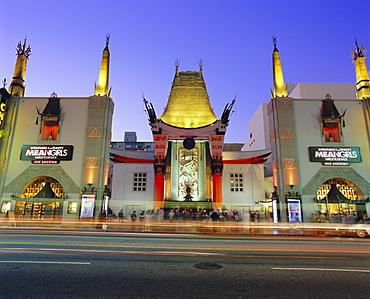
[1,230,370,298]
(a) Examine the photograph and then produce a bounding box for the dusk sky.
[1,0,369,143]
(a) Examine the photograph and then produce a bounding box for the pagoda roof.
[326,184,350,203]
[32,182,59,199]
[159,70,219,128]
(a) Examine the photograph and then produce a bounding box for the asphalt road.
[1,231,370,298]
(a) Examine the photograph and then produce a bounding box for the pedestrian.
[131,210,137,230]
[210,209,219,233]
[139,211,145,230]
[118,209,124,222]
[144,210,152,231]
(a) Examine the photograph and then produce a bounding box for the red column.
[211,156,223,209]
[153,157,166,210]
[154,173,165,210]
[212,174,223,209]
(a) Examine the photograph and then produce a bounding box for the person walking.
[130,211,137,230]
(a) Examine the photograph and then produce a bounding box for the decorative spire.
[94,34,111,96]
[351,39,370,99]
[272,37,288,98]
[8,38,31,97]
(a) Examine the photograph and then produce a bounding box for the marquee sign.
[20,145,74,163]
[308,147,362,165]
[0,95,7,133]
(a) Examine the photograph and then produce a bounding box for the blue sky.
[1,0,369,142]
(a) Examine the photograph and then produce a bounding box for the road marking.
[272,267,370,273]
[0,261,90,265]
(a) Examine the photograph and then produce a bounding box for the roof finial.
[105,33,110,46]
[352,37,365,59]
[198,59,203,76]
[175,59,180,76]
[272,35,278,50]
[198,59,203,69]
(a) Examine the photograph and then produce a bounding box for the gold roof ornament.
[8,38,31,97]
[94,34,111,97]
[272,37,288,98]
[351,39,370,99]
[159,61,219,128]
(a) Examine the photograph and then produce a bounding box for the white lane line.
[0,261,90,265]
[272,267,370,273]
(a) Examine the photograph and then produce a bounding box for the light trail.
[0,247,346,259]
[272,267,370,273]
[0,241,369,254]
[0,261,90,265]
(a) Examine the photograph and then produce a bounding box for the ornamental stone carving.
[267,101,273,115]
[4,165,80,194]
[269,131,276,143]
[89,98,107,109]
[279,128,295,139]
[281,158,298,169]
[276,98,293,110]
[84,157,101,167]
[86,127,103,137]
[302,167,370,196]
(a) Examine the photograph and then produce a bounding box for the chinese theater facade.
[265,39,370,222]
[0,38,114,222]
[110,62,269,215]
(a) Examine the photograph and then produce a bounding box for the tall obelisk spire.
[272,37,288,98]
[352,40,370,99]
[94,35,111,96]
[8,38,31,97]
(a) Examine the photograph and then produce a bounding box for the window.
[230,173,244,192]
[133,173,147,191]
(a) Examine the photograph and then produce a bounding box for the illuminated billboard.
[308,147,362,165]
[80,194,95,218]
[20,145,74,163]
[0,91,9,134]
[287,199,302,223]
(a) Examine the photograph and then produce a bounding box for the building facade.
[109,63,269,217]
[258,40,370,223]
[0,38,114,222]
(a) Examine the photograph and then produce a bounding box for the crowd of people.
[312,211,367,224]
[113,208,261,223]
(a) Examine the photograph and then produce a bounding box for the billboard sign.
[308,147,362,165]
[0,92,8,133]
[20,145,74,162]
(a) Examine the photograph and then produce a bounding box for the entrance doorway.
[316,178,365,221]
[14,176,65,219]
